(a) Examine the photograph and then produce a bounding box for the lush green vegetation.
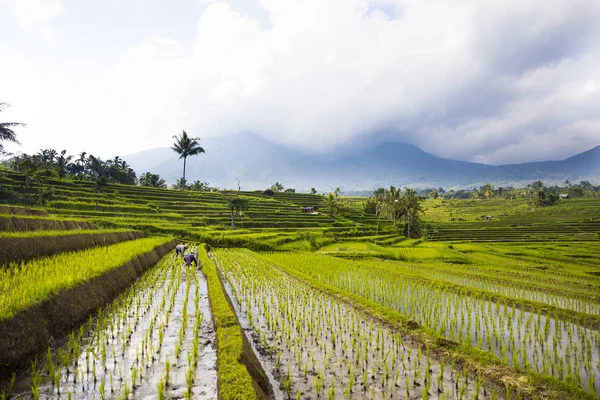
[0,228,130,239]
[0,169,401,250]
[1,169,599,399]
[0,236,172,321]
[3,251,216,399]
[199,246,267,399]
[215,248,502,399]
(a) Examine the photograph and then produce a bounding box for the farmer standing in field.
[175,243,188,256]
[183,252,198,267]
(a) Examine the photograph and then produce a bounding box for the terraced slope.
[1,171,400,249]
[421,198,600,242]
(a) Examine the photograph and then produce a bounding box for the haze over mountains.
[123,133,600,192]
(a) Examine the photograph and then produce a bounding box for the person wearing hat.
[175,243,188,256]
[183,252,198,267]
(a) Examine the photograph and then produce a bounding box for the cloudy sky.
[1,0,599,165]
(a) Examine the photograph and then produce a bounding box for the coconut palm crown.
[171,130,205,188]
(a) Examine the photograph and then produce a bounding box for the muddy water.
[6,254,217,400]
[331,268,600,393]
[219,273,285,400]
[214,250,505,400]
[433,295,600,388]
[401,264,600,316]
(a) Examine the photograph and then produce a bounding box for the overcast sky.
[1,0,599,165]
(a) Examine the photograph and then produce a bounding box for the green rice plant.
[122,380,130,399]
[0,373,16,400]
[185,363,194,398]
[30,361,42,400]
[327,383,335,400]
[259,249,600,396]
[99,379,106,400]
[0,236,172,321]
[315,374,325,397]
[157,379,166,400]
[214,248,509,400]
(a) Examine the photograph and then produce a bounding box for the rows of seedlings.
[3,251,217,400]
[213,249,502,400]
[383,261,600,316]
[263,252,600,395]
[461,249,600,294]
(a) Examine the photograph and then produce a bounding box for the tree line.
[0,118,215,191]
[364,186,424,238]
[421,180,600,201]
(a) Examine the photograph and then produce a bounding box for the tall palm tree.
[270,182,284,192]
[385,186,402,227]
[325,193,340,217]
[402,188,424,238]
[56,150,73,179]
[77,152,87,166]
[171,130,205,189]
[0,103,25,153]
[139,172,166,188]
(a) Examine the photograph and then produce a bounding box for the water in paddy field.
[403,263,600,316]
[332,270,600,394]
[434,296,600,393]
[214,251,506,400]
[219,273,285,400]
[4,254,217,400]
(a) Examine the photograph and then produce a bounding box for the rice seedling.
[0,237,172,321]
[4,250,216,399]
[262,250,600,394]
[213,248,501,399]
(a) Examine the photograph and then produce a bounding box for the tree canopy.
[171,130,205,189]
[270,182,284,192]
[4,149,137,184]
[0,103,24,153]
[229,196,250,229]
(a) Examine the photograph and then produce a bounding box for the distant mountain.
[122,133,600,192]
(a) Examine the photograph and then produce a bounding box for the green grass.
[0,236,172,321]
[0,228,132,238]
[198,246,266,399]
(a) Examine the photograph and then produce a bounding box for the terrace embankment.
[0,215,97,231]
[0,238,176,377]
[0,205,49,217]
[0,230,144,265]
[199,245,271,400]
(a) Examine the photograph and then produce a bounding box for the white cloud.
[3,0,600,163]
[3,0,62,26]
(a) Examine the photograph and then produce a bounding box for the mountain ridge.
[122,133,600,191]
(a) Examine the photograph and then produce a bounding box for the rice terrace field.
[0,171,599,400]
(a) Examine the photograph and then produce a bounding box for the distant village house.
[302,206,318,214]
[559,194,569,199]
[480,215,493,221]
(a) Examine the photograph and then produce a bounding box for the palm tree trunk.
[407,214,411,238]
[231,207,236,229]
[182,156,187,188]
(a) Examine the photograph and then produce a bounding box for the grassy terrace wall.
[1,172,391,247]
[0,238,175,376]
[0,205,48,217]
[0,214,97,231]
[0,229,144,265]
[198,245,269,400]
